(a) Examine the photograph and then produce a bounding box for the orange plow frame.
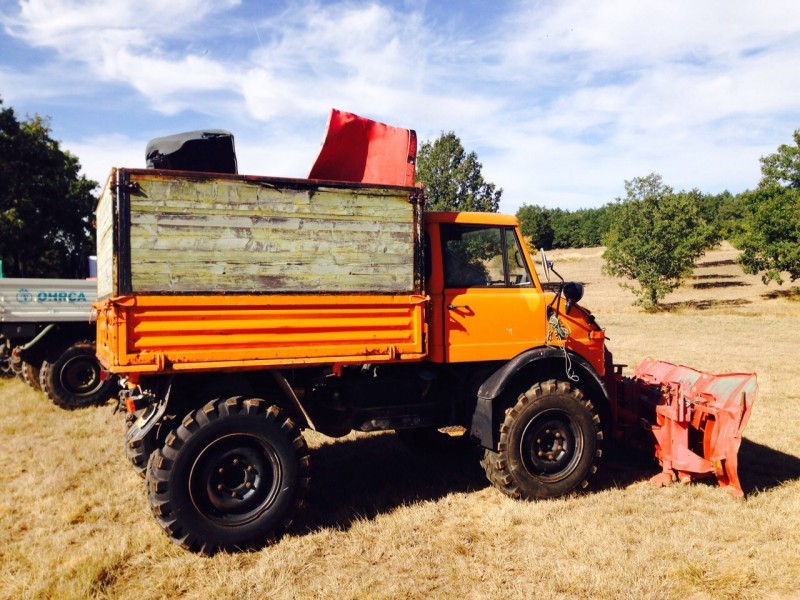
[618,359,758,497]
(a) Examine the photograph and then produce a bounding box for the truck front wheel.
[146,397,310,555]
[42,341,114,409]
[481,380,602,500]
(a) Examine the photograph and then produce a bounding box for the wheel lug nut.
[246,465,253,472]
[217,484,223,491]
[233,459,239,465]
[218,467,224,474]
[231,491,237,498]
[538,451,544,457]
[245,482,252,489]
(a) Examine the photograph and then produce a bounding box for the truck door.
[440,223,547,363]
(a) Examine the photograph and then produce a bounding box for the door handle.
[447,304,470,310]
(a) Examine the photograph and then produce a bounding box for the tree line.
[517,188,746,252]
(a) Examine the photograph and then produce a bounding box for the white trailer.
[0,278,115,408]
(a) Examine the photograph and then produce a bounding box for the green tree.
[416,132,501,212]
[0,98,97,278]
[602,174,716,310]
[516,204,554,250]
[737,130,800,284]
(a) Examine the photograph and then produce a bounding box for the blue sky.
[1,0,799,214]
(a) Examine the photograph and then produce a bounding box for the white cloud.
[2,0,799,212]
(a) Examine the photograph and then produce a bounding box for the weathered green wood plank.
[96,177,116,299]
[125,172,418,294]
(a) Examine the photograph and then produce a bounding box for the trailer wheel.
[42,341,114,409]
[22,361,42,391]
[481,380,602,500]
[146,397,310,555]
[38,360,51,391]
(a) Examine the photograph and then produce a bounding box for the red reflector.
[125,397,137,414]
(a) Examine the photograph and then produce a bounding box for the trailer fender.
[471,347,609,449]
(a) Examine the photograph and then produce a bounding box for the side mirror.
[563,282,584,314]
[539,248,553,281]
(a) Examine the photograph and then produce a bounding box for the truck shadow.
[302,433,488,532]
[299,434,800,535]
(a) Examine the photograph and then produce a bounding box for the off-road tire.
[125,412,150,477]
[22,361,41,391]
[146,397,311,555]
[38,360,51,392]
[481,380,603,500]
[41,340,114,409]
[125,413,174,478]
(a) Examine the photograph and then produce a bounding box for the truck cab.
[424,211,604,372]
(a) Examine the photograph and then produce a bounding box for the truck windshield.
[441,224,532,288]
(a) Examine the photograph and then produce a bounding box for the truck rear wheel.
[42,341,114,409]
[146,397,310,555]
[481,380,602,500]
[125,412,176,478]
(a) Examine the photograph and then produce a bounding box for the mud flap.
[623,358,757,497]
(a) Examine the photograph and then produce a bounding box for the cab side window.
[441,224,532,288]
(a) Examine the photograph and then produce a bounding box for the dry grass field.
[1,242,799,600]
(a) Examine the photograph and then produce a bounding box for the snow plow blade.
[619,359,757,497]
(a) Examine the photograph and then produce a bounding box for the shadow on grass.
[691,281,750,290]
[592,438,800,496]
[301,433,488,532]
[739,438,800,494]
[697,258,737,268]
[761,288,800,301]
[592,441,661,490]
[691,274,739,280]
[300,435,666,534]
[658,298,751,311]
[295,434,799,535]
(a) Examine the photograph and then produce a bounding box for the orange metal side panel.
[96,294,428,374]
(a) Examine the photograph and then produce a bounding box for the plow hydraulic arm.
[616,358,758,497]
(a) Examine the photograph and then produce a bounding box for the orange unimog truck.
[95,110,757,554]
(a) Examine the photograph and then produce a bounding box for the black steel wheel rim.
[60,355,103,396]
[519,408,583,482]
[189,433,282,526]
